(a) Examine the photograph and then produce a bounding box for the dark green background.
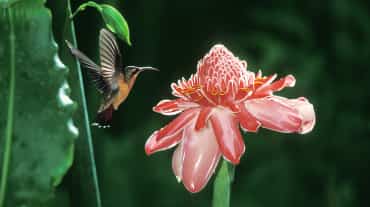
[49,0,370,206]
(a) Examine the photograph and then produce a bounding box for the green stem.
[0,7,15,207]
[212,159,235,207]
[66,1,102,207]
[70,1,102,19]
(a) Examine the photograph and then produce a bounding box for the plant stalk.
[212,159,235,207]
[66,1,102,207]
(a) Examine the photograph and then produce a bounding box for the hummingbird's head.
[124,66,159,82]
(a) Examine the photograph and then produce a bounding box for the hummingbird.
[65,28,159,128]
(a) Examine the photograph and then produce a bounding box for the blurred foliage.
[1,0,369,206]
[0,0,76,206]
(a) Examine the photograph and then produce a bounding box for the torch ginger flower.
[145,44,315,193]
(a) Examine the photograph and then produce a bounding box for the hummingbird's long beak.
[137,66,160,72]
[125,66,160,73]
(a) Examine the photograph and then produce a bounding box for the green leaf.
[0,1,77,207]
[71,1,131,46]
[212,159,235,207]
[48,0,103,207]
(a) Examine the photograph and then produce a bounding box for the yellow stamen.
[240,87,251,92]
[211,89,218,96]
[254,80,265,85]
[255,76,267,80]
[187,90,197,95]
[194,85,202,89]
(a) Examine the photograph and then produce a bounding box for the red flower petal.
[181,123,221,193]
[194,107,213,131]
[153,99,199,116]
[244,96,315,134]
[145,130,183,155]
[145,109,198,155]
[284,97,316,134]
[238,103,261,132]
[156,109,198,138]
[172,142,184,182]
[210,108,245,164]
[253,75,296,98]
[268,74,296,92]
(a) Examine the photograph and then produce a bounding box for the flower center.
[171,45,272,109]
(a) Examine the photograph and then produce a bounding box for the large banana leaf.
[0,0,76,207]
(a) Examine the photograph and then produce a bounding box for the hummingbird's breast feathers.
[112,74,130,110]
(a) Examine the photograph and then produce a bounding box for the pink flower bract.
[145,44,316,193]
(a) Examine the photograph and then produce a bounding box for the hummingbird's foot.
[92,122,111,128]
[93,105,113,128]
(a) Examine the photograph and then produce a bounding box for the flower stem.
[212,159,235,207]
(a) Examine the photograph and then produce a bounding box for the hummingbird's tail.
[92,105,114,128]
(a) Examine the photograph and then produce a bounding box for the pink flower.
[145,45,315,193]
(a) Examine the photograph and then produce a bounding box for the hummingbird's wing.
[99,29,123,88]
[65,40,110,94]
